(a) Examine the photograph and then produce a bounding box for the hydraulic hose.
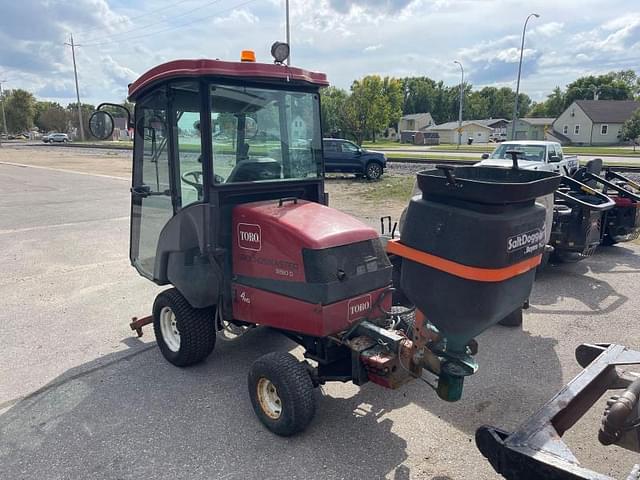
[599,377,640,445]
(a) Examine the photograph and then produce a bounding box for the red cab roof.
[128,58,329,99]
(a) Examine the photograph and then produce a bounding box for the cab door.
[130,89,174,279]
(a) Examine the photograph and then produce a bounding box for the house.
[425,120,493,144]
[552,100,640,145]
[398,113,434,143]
[291,115,307,140]
[510,117,555,140]
[113,117,132,141]
[475,118,509,138]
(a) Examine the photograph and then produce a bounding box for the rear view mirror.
[481,153,489,159]
[549,155,561,163]
[245,116,258,139]
[89,111,114,140]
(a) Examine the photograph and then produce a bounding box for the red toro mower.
[89,46,560,436]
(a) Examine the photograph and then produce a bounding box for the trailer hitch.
[476,344,640,480]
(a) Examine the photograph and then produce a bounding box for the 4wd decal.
[348,294,372,322]
[507,226,545,255]
[238,223,261,251]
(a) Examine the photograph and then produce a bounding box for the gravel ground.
[1,145,640,479]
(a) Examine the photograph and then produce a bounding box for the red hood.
[234,200,378,250]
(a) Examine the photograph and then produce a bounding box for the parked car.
[44,133,70,143]
[322,138,387,180]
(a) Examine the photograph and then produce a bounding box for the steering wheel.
[182,170,204,197]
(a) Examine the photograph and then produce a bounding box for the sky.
[0,0,639,106]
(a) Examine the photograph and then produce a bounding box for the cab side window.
[171,81,203,208]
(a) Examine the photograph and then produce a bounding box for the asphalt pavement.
[2,161,640,479]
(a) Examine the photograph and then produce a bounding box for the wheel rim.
[256,377,282,419]
[368,164,381,178]
[159,306,180,352]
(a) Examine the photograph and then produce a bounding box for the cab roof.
[128,58,329,100]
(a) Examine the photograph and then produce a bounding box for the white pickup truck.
[477,140,578,175]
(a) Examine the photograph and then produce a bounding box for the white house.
[425,120,493,144]
[552,100,640,145]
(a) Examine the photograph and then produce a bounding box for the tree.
[66,102,95,139]
[3,89,36,133]
[382,76,403,130]
[564,72,633,108]
[620,108,640,152]
[320,87,348,137]
[34,101,69,132]
[345,76,389,143]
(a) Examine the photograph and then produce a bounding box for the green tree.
[320,87,348,137]
[620,108,640,152]
[3,89,36,133]
[564,72,633,108]
[382,76,403,132]
[66,102,95,139]
[346,76,389,143]
[34,101,69,132]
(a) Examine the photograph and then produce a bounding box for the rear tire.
[498,307,523,327]
[152,288,216,367]
[365,161,383,180]
[601,235,618,246]
[248,352,316,436]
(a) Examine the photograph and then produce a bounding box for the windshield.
[210,85,322,183]
[489,143,546,162]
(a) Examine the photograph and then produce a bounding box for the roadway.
[1,153,640,479]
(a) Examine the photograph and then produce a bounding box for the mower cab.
[90,50,561,436]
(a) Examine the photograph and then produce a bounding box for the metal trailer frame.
[476,343,640,480]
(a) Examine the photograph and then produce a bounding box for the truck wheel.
[248,352,316,436]
[365,162,383,180]
[601,235,617,246]
[498,307,523,327]
[152,288,216,367]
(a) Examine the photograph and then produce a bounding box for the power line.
[81,0,261,48]
[73,0,210,37]
[78,0,224,44]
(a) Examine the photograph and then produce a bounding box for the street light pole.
[65,34,85,141]
[285,0,290,65]
[510,13,539,141]
[454,61,464,148]
[0,80,8,147]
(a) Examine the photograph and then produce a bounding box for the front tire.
[152,288,216,367]
[248,352,316,436]
[365,161,383,180]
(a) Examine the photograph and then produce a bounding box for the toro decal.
[348,294,372,322]
[507,226,545,254]
[238,223,262,251]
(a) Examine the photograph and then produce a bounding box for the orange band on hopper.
[386,239,541,282]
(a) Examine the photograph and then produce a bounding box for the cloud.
[2,0,640,106]
[327,0,415,13]
[363,44,383,52]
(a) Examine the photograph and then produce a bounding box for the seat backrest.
[226,158,282,183]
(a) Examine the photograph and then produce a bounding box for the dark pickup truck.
[323,138,387,180]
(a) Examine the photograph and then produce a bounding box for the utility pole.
[65,34,85,141]
[285,0,291,65]
[510,13,539,141]
[0,80,7,147]
[454,61,464,148]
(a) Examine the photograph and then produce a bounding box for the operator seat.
[226,158,282,182]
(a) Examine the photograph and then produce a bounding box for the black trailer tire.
[498,307,523,327]
[152,288,216,367]
[365,161,383,180]
[248,352,316,436]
